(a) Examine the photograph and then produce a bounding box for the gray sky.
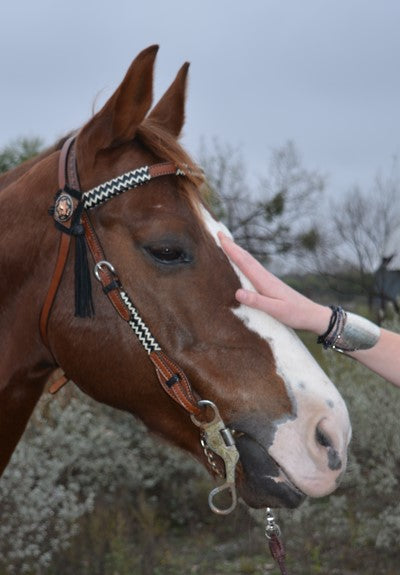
[2,0,400,196]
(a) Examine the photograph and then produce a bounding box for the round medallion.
[54,193,73,223]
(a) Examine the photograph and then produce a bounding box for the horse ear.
[147,62,190,137]
[77,45,159,160]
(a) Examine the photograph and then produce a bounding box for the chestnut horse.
[0,46,351,510]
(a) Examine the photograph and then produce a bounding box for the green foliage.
[0,137,43,174]
[298,227,320,252]
[262,191,285,222]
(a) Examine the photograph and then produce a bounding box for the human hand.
[218,233,331,335]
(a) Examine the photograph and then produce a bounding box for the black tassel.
[53,195,95,318]
[72,222,94,318]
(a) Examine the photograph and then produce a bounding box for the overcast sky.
[2,0,400,196]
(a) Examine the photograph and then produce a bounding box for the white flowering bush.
[2,320,399,574]
[0,387,204,574]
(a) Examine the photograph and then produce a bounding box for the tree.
[311,160,400,310]
[0,137,43,174]
[199,139,325,267]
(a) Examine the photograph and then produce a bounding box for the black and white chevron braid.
[83,166,152,210]
[120,291,161,354]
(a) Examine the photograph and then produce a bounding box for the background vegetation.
[1,138,400,574]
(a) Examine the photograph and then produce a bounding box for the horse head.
[1,46,351,511]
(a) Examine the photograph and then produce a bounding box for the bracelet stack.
[317,305,380,353]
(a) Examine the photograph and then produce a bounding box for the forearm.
[307,304,400,387]
[219,234,400,387]
[346,329,400,388]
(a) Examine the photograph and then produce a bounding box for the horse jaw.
[199,205,351,503]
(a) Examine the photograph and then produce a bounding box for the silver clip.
[265,507,281,539]
[191,400,240,515]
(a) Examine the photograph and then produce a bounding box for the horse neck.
[0,152,60,475]
[0,151,60,357]
[0,139,66,192]
[0,155,43,192]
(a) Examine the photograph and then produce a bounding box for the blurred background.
[1,1,400,573]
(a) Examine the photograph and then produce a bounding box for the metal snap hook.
[191,399,240,515]
[94,260,116,281]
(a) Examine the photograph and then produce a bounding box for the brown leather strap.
[149,350,201,416]
[40,136,78,347]
[40,233,72,347]
[58,136,76,189]
[49,372,69,394]
[81,212,131,321]
[148,162,177,178]
[269,534,289,575]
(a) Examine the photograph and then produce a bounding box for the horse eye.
[145,245,191,265]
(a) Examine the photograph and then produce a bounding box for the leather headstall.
[40,136,202,416]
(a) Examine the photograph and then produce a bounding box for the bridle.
[39,135,289,574]
[40,135,203,417]
[40,135,241,510]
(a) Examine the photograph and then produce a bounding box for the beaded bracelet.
[317,306,380,353]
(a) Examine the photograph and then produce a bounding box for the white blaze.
[200,206,351,497]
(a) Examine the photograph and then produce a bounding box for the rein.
[39,136,289,574]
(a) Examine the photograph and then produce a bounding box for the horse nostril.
[315,422,342,471]
[315,425,332,449]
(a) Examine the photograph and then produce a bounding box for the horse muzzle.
[234,432,306,509]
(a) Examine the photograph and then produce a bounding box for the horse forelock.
[136,119,206,202]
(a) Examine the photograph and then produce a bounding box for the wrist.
[316,306,380,352]
[307,304,332,335]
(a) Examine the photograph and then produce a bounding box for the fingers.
[236,289,272,311]
[218,232,287,297]
[218,232,277,295]
[218,233,331,333]
[236,287,287,314]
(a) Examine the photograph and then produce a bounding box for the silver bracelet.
[317,306,380,353]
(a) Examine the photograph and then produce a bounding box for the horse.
[0,45,351,512]
[373,255,400,321]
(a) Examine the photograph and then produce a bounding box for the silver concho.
[54,193,73,223]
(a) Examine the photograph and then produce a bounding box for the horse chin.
[235,433,306,509]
